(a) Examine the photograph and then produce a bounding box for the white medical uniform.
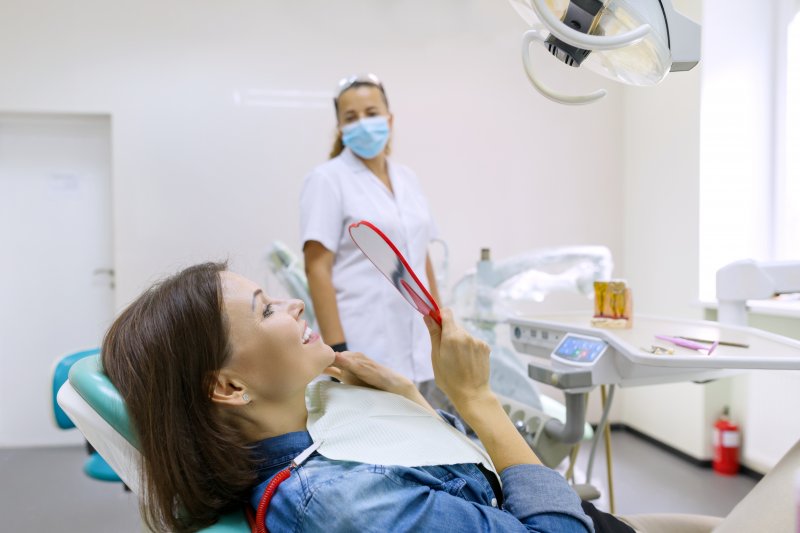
[300,148,438,383]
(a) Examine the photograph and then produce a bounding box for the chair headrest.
[52,348,101,429]
[68,355,139,449]
[64,356,252,532]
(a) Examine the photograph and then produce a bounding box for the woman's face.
[337,85,392,127]
[219,271,334,402]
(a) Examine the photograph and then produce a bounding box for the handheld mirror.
[349,220,442,325]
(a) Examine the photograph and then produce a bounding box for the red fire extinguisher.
[713,406,740,475]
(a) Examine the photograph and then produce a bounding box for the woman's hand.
[425,309,542,470]
[424,309,493,408]
[323,352,433,412]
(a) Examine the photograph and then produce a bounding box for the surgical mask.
[341,116,390,159]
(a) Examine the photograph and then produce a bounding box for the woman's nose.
[287,299,305,318]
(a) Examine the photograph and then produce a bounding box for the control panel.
[511,323,564,356]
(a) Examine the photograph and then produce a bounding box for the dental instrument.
[676,336,750,349]
[654,334,719,355]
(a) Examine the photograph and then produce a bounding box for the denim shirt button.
[490,497,498,508]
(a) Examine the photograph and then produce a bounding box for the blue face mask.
[341,116,390,159]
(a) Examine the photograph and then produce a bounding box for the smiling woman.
[101,262,628,533]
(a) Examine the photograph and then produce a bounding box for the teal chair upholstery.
[52,349,123,483]
[58,355,250,532]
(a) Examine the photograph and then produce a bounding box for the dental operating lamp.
[509,0,701,104]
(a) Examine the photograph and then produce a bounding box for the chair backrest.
[266,241,317,330]
[57,355,141,492]
[57,355,250,532]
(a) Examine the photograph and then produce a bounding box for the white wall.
[620,0,800,472]
[0,0,625,446]
[616,0,709,459]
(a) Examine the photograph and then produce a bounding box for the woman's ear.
[210,370,249,407]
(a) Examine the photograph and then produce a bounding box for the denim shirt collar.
[251,431,313,483]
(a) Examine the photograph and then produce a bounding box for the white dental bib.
[305,381,498,483]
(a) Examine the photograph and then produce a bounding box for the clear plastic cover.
[509,0,568,26]
[511,0,672,86]
[587,0,671,85]
[451,245,614,323]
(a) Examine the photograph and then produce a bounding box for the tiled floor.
[0,430,758,532]
[0,445,140,532]
[572,429,757,519]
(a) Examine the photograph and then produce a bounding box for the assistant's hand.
[424,309,492,407]
[323,352,433,412]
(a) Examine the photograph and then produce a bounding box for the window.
[776,13,800,261]
[699,1,800,302]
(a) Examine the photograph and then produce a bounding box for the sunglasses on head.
[336,73,384,98]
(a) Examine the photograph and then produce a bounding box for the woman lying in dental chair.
[102,262,638,533]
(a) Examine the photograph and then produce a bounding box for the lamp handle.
[521,29,606,105]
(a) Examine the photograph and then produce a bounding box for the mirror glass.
[349,220,441,324]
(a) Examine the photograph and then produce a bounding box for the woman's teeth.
[302,326,312,344]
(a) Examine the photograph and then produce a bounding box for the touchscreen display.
[552,334,607,365]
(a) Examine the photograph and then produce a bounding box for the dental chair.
[267,241,317,330]
[57,354,800,532]
[51,348,123,483]
[57,354,250,532]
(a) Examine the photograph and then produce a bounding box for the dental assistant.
[301,73,442,389]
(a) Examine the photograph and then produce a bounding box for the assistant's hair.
[102,262,256,532]
[329,81,391,159]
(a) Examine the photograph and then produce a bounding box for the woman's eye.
[262,303,274,319]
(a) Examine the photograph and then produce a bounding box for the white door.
[0,113,113,447]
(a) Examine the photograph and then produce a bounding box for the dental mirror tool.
[349,220,442,325]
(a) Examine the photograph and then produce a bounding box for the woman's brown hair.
[329,81,391,159]
[102,262,256,532]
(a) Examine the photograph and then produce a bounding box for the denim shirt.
[249,422,594,532]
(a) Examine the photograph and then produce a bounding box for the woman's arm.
[424,309,541,472]
[304,240,346,347]
[291,464,593,533]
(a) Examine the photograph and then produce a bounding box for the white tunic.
[300,148,438,382]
